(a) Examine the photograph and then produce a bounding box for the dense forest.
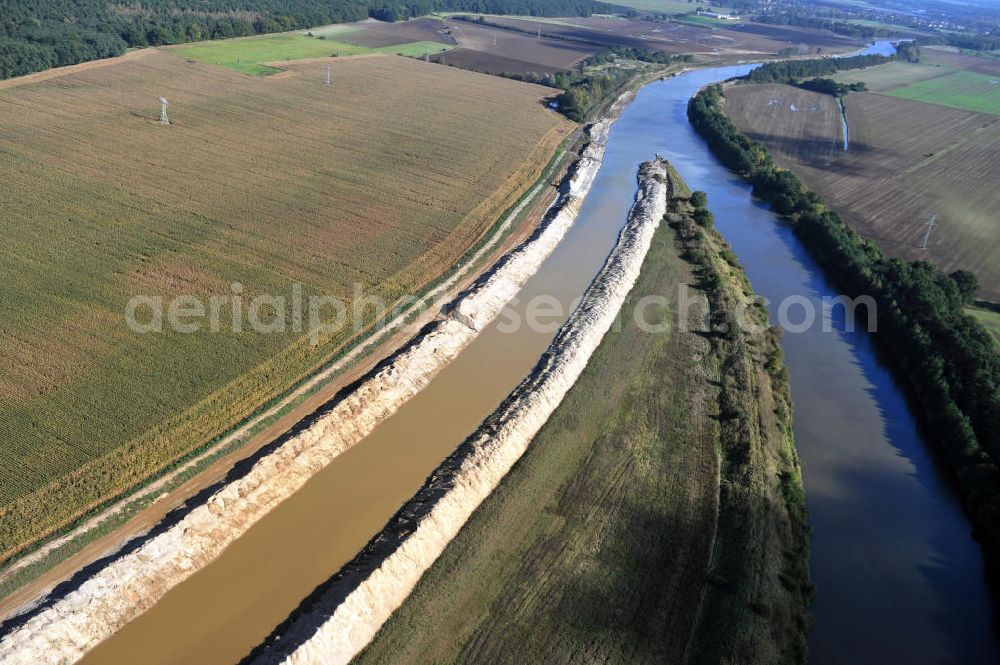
[688,83,1000,576]
[752,14,901,41]
[0,0,610,79]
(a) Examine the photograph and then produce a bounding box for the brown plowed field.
[725,83,1000,301]
[923,45,1000,77]
[483,15,857,57]
[439,19,600,73]
[342,17,455,48]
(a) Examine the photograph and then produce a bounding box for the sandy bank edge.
[0,94,632,665]
[246,158,669,665]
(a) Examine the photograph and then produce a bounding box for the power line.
[919,213,939,250]
[158,97,169,125]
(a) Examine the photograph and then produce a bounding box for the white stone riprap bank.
[0,105,630,665]
[248,158,669,665]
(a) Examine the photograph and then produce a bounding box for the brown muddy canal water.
[81,125,648,665]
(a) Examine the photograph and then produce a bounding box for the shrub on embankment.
[668,181,811,663]
[688,83,1000,574]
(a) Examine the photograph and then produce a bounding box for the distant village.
[697,9,740,21]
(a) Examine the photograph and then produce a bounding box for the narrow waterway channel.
[84,46,998,665]
[653,61,1000,663]
[80,99,659,665]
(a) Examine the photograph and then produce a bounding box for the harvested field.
[0,51,572,563]
[479,15,857,57]
[387,13,855,75]
[727,84,846,159]
[725,21,859,51]
[923,45,1000,77]
[339,18,454,48]
[725,83,1000,300]
[431,48,565,75]
[436,19,599,74]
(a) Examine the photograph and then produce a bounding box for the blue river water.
[593,46,999,663]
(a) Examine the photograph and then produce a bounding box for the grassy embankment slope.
[0,51,571,567]
[353,167,810,664]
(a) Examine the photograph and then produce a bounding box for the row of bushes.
[744,52,893,84]
[688,83,1000,571]
[669,186,811,664]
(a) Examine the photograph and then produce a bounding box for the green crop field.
[673,13,742,28]
[830,61,954,92]
[171,32,452,75]
[171,34,371,74]
[355,174,809,664]
[830,49,1000,116]
[887,70,1000,115]
[0,50,572,563]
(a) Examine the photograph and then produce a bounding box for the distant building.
[697,10,740,20]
